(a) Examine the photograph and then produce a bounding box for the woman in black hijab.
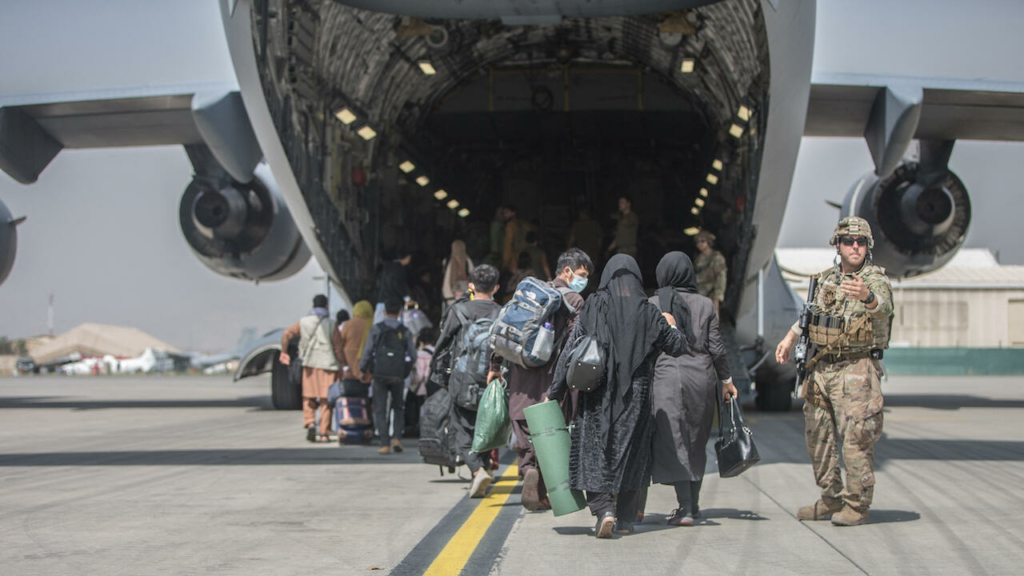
[649,252,737,526]
[548,254,685,538]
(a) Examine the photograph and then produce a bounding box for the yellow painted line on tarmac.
[423,461,520,576]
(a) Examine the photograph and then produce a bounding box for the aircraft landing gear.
[270,356,302,410]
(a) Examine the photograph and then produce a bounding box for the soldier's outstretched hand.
[840,274,870,301]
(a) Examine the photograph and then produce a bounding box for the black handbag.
[566,334,605,392]
[715,396,760,478]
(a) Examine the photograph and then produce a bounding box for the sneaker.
[391,439,404,453]
[615,520,635,535]
[797,500,843,521]
[377,445,391,455]
[470,469,493,498]
[521,469,541,511]
[306,426,316,443]
[667,508,694,527]
[595,512,616,539]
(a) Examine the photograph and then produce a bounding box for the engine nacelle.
[0,198,20,287]
[842,161,971,278]
[179,163,310,282]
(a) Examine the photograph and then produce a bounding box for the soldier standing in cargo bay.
[775,217,894,527]
[694,230,727,314]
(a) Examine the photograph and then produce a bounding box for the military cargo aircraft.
[2,0,1023,409]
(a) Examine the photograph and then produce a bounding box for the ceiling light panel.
[399,161,415,173]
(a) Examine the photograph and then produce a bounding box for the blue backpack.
[489,277,575,368]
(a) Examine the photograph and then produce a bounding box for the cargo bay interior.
[251,0,770,321]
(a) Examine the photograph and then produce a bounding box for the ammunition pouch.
[808,314,874,349]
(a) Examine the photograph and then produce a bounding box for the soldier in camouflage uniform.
[694,230,727,313]
[775,217,894,527]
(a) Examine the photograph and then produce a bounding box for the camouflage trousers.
[802,357,884,512]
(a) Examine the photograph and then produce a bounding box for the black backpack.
[418,387,463,474]
[372,324,413,379]
[448,305,498,410]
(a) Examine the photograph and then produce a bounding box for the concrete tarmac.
[1,375,1022,575]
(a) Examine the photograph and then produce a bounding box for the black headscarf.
[578,254,666,429]
[655,251,697,347]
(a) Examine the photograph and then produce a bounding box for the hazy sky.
[1,0,1023,351]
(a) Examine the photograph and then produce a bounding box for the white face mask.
[568,271,588,293]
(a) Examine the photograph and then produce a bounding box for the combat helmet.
[829,216,874,248]
[694,230,716,244]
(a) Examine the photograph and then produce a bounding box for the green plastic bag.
[471,379,512,453]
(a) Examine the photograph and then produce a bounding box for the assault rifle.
[792,275,818,394]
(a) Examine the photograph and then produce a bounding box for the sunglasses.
[839,237,868,247]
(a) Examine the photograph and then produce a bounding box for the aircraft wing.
[0,82,259,184]
[806,72,1024,140]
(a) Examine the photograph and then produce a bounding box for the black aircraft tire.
[755,379,794,412]
[271,357,302,410]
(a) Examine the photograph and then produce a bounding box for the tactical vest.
[299,315,340,371]
[807,265,893,354]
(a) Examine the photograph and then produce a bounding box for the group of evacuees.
[281,231,737,539]
[280,213,891,537]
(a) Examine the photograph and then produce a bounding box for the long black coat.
[649,290,731,484]
[550,310,684,493]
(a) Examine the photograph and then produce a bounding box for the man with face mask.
[488,248,593,511]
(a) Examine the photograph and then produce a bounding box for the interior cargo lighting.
[729,123,744,138]
[699,188,709,198]
[706,173,719,185]
[335,107,357,125]
[712,159,723,171]
[357,126,377,140]
[416,175,430,187]
[684,227,700,236]
[695,197,705,208]
[691,207,701,215]
[738,105,752,122]
[680,57,695,73]
[418,60,437,75]
[447,199,460,209]
[458,208,470,218]
[399,161,416,173]
[434,189,448,200]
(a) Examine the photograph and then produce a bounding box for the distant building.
[777,248,1024,349]
[30,323,182,371]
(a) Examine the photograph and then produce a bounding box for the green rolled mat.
[524,401,587,517]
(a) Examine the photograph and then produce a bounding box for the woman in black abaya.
[548,254,685,538]
[649,252,737,526]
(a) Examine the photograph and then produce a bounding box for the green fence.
[884,348,1024,376]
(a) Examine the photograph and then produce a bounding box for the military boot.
[831,506,869,526]
[797,500,843,521]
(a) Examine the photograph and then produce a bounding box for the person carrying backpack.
[487,248,593,511]
[433,264,502,497]
[361,299,416,454]
[280,294,346,443]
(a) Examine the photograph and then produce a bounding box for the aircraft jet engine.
[178,163,310,282]
[0,198,24,287]
[842,141,971,278]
